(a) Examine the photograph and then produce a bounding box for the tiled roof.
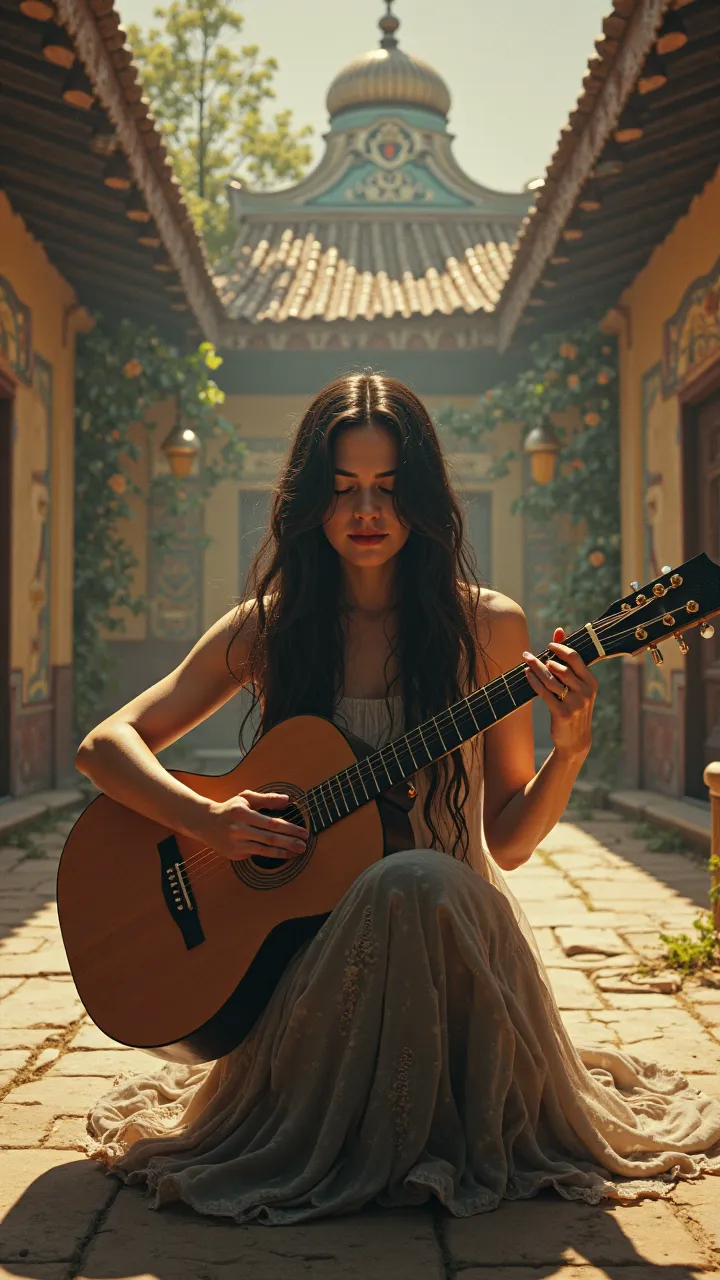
[216,217,520,324]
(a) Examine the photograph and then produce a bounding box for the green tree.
[128,0,313,261]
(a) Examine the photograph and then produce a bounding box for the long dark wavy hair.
[227,372,490,859]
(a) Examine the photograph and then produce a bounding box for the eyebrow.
[334,469,397,478]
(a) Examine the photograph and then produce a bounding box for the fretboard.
[302,626,599,833]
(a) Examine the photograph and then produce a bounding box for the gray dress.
[86,696,720,1223]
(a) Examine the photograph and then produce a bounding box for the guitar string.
[177,603,691,886]
[178,601,689,880]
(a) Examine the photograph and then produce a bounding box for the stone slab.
[45,1116,89,1149]
[67,1023,121,1052]
[0,979,83,1029]
[0,790,83,838]
[446,1197,709,1268]
[673,1174,720,1252]
[0,1150,116,1262]
[78,1190,444,1280]
[457,1271,717,1280]
[545,968,603,1010]
[0,950,70,978]
[0,1105,58,1148]
[7,1076,107,1114]
[0,1267,70,1280]
[554,927,626,956]
[0,1029,55,1051]
[49,1049,156,1078]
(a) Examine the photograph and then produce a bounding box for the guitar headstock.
[593,553,720,661]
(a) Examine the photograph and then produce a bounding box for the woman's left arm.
[479,595,598,871]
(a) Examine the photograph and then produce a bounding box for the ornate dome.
[326,3,451,121]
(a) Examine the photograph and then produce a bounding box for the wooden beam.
[56,0,226,345]
[498,0,669,353]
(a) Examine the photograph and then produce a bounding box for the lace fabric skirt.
[87,849,720,1225]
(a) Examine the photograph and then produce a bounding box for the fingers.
[239,790,308,842]
[523,651,570,701]
[548,641,599,692]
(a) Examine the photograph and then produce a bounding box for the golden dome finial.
[379,0,399,51]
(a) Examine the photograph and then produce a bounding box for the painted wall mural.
[148,487,203,641]
[640,362,681,710]
[663,254,720,396]
[0,274,32,385]
[19,355,53,705]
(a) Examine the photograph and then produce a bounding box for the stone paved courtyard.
[1,803,720,1280]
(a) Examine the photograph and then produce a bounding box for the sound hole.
[248,801,308,872]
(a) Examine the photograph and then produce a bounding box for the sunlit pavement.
[1,805,719,1279]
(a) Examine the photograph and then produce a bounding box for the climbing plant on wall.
[73,318,244,740]
[437,322,622,780]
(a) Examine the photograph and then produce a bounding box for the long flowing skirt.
[87,849,720,1224]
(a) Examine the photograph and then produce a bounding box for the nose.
[353,486,380,520]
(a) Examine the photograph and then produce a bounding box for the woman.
[79,374,720,1223]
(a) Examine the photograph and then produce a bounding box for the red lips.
[348,533,388,545]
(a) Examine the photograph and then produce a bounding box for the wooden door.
[0,390,11,797]
[686,390,720,795]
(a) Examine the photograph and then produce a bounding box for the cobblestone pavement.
[1,804,720,1279]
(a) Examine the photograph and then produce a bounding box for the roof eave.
[56,0,227,346]
[496,0,668,353]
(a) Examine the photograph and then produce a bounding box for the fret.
[353,762,370,801]
[326,775,345,819]
[431,715,449,752]
[316,784,334,826]
[446,704,465,745]
[342,769,361,809]
[335,775,351,815]
[375,748,395,787]
[306,788,324,831]
[501,672,517,708]
[479,685,497,721]
[414,724,434,763]
[389,740,404,778]
[365,755,381,791]
[465,695,482,733]
[404,735,420,769]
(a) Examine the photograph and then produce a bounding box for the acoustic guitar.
[57,553,720,1064]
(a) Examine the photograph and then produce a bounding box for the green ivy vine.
[73,318,244,740]
[437,321,622,780]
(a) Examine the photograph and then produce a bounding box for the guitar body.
[57,716,415,1065]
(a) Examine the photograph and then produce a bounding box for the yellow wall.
[613,165,720,705]
[0,192,78,692]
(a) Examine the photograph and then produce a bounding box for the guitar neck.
[303,625,602,833]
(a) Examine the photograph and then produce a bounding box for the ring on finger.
[557,683,568,701]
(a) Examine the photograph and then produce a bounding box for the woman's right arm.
[75,604,308,861]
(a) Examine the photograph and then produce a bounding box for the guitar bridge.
[157,835,205,950]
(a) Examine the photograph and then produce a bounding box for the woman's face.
[323,422,410,569]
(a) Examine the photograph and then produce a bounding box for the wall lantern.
[62,63,94,109]
[524,420,560,486]
[20,0,55,18]
[41,21,74,67]
[656,10,688,55]
[161,421,200,478]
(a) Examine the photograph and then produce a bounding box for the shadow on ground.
[0,1163,713,1280]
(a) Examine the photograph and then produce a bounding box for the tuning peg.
[661,565,672,574]
[649,645,663,666]
[700,622,715,640]
[630,580,639,591]
[675,634,689,655]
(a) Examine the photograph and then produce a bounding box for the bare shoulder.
[473,586,530,678]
